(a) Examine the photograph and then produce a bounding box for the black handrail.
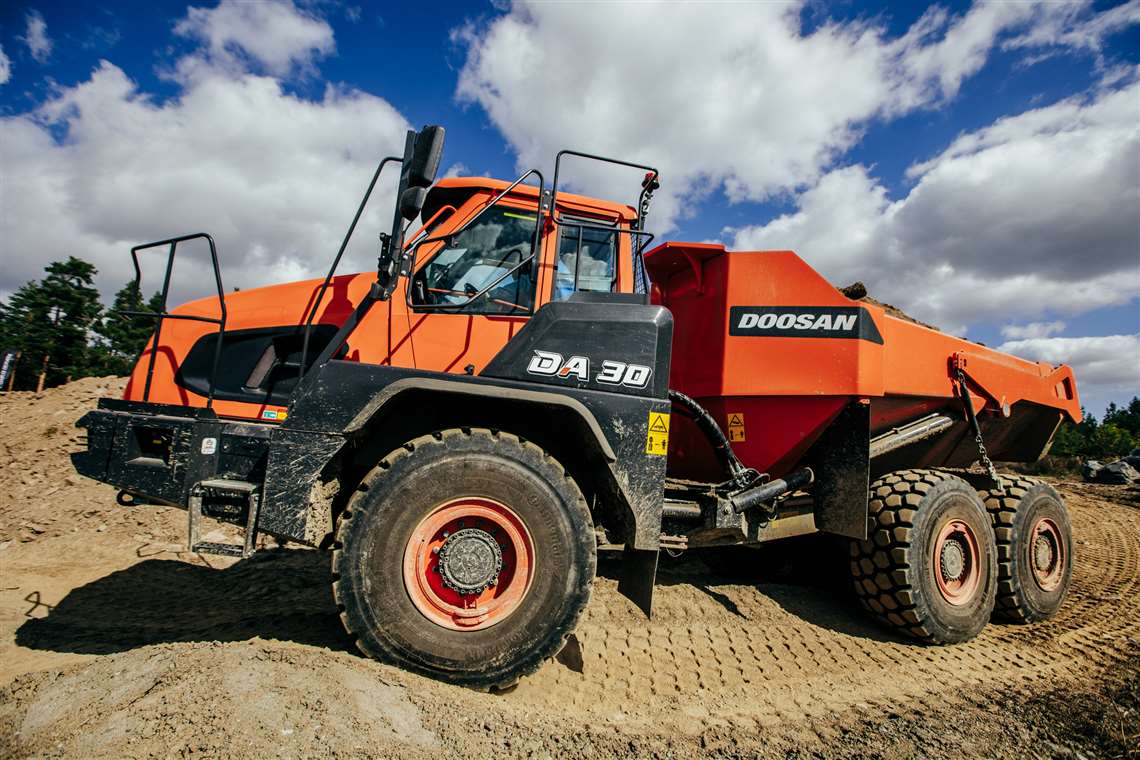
[299,154,402,377]
[122,233,226,407]
[549,150,659,294]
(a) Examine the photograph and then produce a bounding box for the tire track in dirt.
[2,380,1138,757]
[509,493,1140,733]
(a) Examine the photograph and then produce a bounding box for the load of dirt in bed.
[2,379,1138,758]
[840,281,941,331]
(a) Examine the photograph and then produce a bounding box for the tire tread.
[331,428,594,691]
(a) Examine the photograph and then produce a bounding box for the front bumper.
[73,399,271,509]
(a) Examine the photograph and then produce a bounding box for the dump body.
[644,241,1080,482]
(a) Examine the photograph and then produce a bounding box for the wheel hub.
[437,527,503,595]
[1034,534,1054,572]
[1030,517,1065,592]
[931,519,981,606]
[402,497,536,632]
[940,540,966,582]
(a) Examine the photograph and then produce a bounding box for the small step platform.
[188,478,261,558]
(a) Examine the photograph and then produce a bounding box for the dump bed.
[643,242,1080,480]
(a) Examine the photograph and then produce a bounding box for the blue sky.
[0,0,1137,415]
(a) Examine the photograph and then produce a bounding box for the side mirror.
[400,186,428,221]
[408,126,445,189]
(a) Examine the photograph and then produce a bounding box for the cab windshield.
[411,205,538,314]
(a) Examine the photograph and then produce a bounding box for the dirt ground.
[1,378,1137,759]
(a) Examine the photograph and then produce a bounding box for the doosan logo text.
[737,312,858,332]
[728,306,884,344]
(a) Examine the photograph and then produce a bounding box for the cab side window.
[552,217,618,301]
[411,205,539,314]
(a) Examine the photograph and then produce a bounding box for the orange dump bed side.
[644,242,1080,478]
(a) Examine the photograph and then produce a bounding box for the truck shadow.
[16,549,356,656]
[599,537,909,645]
[20,539,906,658]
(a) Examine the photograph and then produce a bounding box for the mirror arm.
[375,130,419,301]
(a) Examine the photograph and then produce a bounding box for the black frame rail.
[119,233,227,407]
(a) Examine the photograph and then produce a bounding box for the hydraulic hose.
[667,390,750,482]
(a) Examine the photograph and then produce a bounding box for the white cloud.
[454,1,1139,231]
[997,334,1140,394]
[0,45,11,85]
[174,0,335,78]
[1,7,410,307]
[1003,0,1140,63]
[730,79,1140,331]
[22,10,53,64]
[1001,321,1066,340]
[442,162,469,178]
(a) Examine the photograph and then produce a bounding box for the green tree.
[0,257,104,390]
[1090,422,1136,458]
[93,282,163,376]
[1049,399,1140,461]
[1103,397,1140,439]
[1050,413,1090,457]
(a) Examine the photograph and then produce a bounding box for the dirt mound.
[839,281,940,331]
[2,380,1139,758]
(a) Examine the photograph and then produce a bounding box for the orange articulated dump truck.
[73,126,1081,688]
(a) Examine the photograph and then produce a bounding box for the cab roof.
[422,177,639,225]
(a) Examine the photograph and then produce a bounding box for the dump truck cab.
[120,176,647,422]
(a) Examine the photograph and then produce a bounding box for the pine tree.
[0,257,104,390]
[1104,398,1140,439]
[94,282,164,376]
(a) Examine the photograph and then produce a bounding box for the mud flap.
[807,401,870,540]
[617,546,659,618]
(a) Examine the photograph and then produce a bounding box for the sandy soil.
[1,378,1137,758]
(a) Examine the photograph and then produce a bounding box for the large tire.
[979,475,1073,623]
[850,469,997,644]
[333,428,596,690]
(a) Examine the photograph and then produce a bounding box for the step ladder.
[188,478,261,558]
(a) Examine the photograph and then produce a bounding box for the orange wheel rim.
[402,497,535,631]
[932,519,981,606]
[1029,517,1064,592]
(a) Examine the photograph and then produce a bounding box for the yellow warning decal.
[646,411,670,455]
[727,412,745,443]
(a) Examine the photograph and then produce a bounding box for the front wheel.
[333,428,596,690]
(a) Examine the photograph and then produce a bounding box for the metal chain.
[956,368,1000,484]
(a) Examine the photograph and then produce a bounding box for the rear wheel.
[333,428,595,690]
[850,469,997,643]
[979,476,1073,622]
